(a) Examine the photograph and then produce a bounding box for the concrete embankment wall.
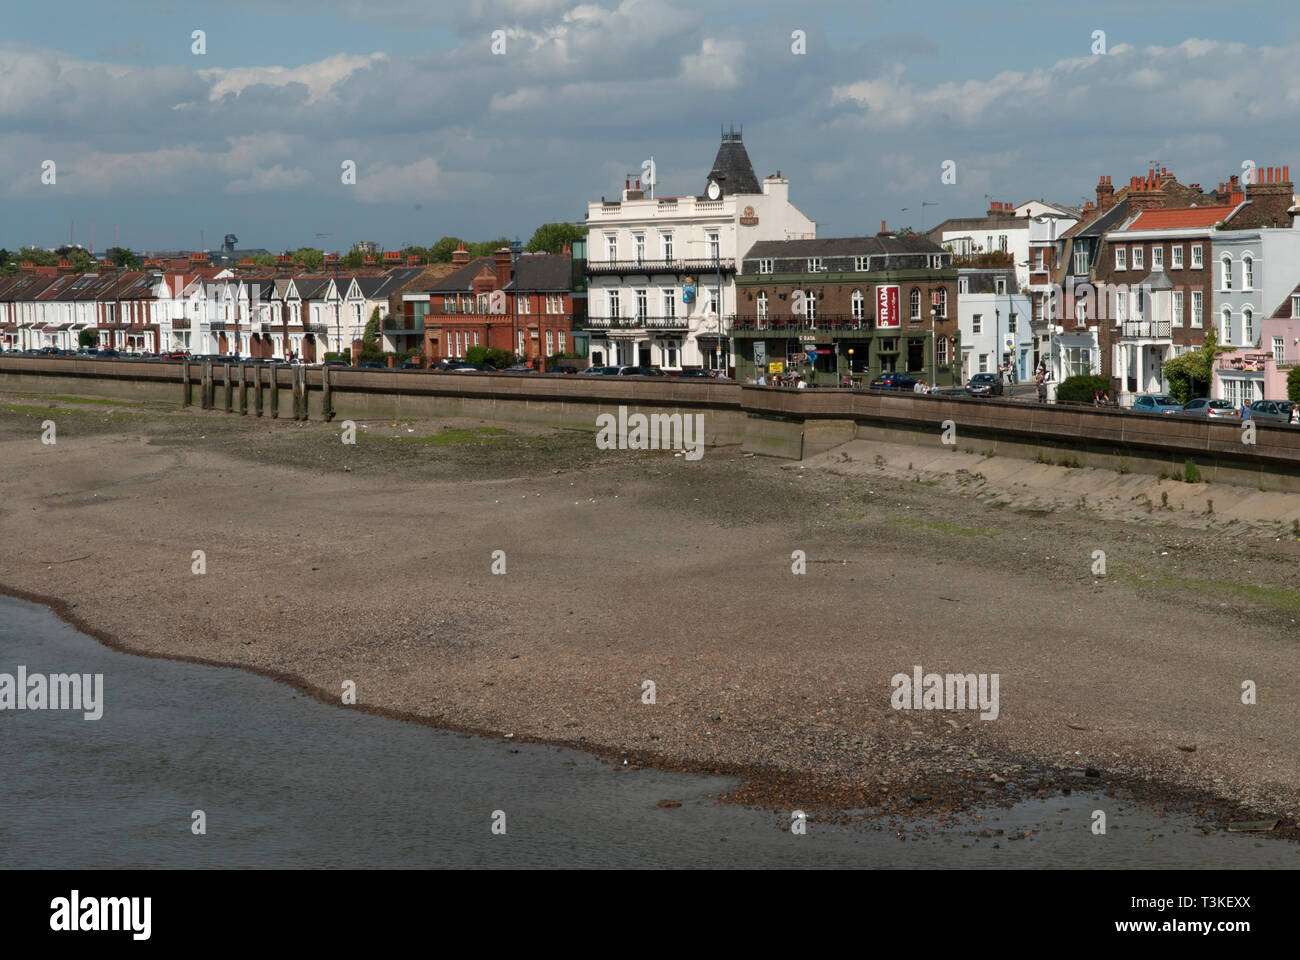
[4,357,1300,488]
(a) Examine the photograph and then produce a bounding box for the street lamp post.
[847,346,854,388]
[510,237,522,362]
[930,301,938,388]
[714,240,723,376]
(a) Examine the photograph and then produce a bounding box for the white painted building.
[583,129,815,371]
[957,269,1035,382]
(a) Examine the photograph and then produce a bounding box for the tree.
[1288,365,1300,404]
[428,237,465,263]
[17,247,58,267]
[362,307,381,352]
[1163,329,1230,403]
[55,246,94,272]
[340,250,365,269]
[401,245,428,263]
[467,237,509,259]
[107,247,142,270]
[248,253,277,267]
[526,222,585,254]
[78,329,99,348]
[291,247,324,270]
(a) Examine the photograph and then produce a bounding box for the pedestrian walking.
[1036,373,1047,404]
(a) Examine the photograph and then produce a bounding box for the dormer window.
[807,258,823,272]
[757,258,773,274]
[1115,247,1127,270]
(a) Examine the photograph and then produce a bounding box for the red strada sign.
[877,284,900,328]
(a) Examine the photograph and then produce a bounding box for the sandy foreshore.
[2,391,1298,840]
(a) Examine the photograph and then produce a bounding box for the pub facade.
[733,228,960,386]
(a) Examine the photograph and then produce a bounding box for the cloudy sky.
[3,0,1299,254]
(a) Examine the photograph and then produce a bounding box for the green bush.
[78,329,99,348]
[323,350,351,363]
[1183,459,1202,483]
[1055,374,1110,405]
[1288,365,1300,403]
[466,345,517,369]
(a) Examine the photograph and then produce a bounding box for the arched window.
[850,289,864,321]
[1221,255,1233,291]
[937,288,948,318]
[756,291,768,322]
[910,287,921,320]
[1221,306,1232,344]
[936,335,949,365]
[1243,255,1254,290]
[1243,306,1254,344]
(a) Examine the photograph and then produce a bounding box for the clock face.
[706,180,720,200]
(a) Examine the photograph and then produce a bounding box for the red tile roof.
[1125,205,1238,231]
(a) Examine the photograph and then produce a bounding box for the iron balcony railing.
[733,314,878,331]
[1119,319,1172,339]
[584,316,690,330]
[585,258,736,276]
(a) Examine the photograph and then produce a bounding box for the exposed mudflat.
[1,391,1297,843]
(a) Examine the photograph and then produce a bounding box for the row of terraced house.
[0,254,435,360]
[5,128,1300,401]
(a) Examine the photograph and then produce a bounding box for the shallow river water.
[1,596,1294,869]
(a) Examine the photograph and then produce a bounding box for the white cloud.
[198,52,389,103]
[227,164,314,194]
[353,156,442,203]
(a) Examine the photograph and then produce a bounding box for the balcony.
[585,258,736,277]
[584,316,690,331]
[1119,320,1171,340]
[731,314,878,337]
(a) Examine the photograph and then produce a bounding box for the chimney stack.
[1097,175,1116,212]
[1239,163,1292,226]
[494,246,512,288]
[452,243,470,267]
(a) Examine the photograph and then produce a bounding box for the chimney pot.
[1285,166,1290,182]
[881,220,887,233]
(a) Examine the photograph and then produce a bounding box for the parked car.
[579,365,622,376]
[677,368,712,378]
[965,372,1004,397]
[617,365,665,376]
[869,371,919,391]
[1132,393,1182,414]
[504,364,537,372]
[399,360,423,369]
[96,349,121,358]
[930,386,971,398]
[1246,399,1298,423]
[356,361,387,369]
[1179,397,1239,419]
[322,360,348,368]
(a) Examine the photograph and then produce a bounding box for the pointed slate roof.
[703,127,761,197]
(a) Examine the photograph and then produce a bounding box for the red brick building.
[410,244,575,364]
